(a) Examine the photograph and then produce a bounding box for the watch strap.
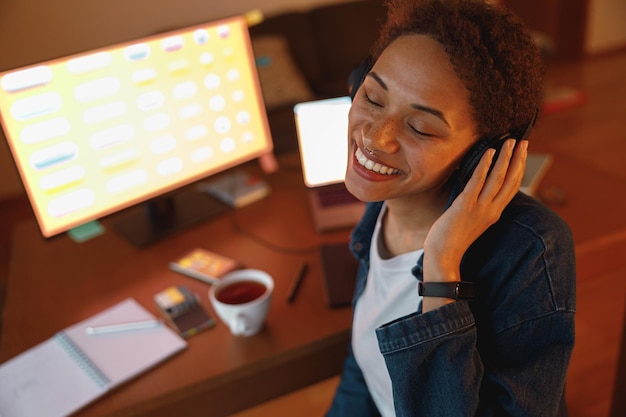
[418,281,476,300]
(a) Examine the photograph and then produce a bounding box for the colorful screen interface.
[0,15,273,238]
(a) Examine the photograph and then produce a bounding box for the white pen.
[86,319,162,335]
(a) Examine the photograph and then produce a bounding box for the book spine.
[54,332,111,390]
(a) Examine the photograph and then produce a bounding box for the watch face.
[453,283,461,298]
[457,282,477,299]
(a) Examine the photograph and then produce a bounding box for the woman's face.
[345,34,478,203]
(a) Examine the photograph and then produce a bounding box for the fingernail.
[507,138,516,149]
[520,140,529,152]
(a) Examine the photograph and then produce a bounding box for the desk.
[0,154,354,416]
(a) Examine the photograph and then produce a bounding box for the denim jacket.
[326,192,576,417]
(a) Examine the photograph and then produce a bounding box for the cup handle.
[230,313,249,336]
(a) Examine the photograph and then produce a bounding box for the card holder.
[154,285,215,338]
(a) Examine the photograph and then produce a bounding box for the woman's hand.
[422,139,528,311]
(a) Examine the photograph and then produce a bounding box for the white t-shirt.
[352,205,424,417]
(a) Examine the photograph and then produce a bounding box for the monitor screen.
[0,15,273,244]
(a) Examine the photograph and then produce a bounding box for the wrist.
[422,297,455,312]
[423,252,461,283]
[423,265,461,283]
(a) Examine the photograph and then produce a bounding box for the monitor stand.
[111,188,230,247]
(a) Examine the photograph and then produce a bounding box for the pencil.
[287,262,308,304]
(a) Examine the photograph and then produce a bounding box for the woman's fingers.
[477,139,528,205]
[499,139,528,199]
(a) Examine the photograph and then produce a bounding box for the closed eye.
[408,124,434,137]
[364,92,382,107]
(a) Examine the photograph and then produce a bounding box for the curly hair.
[371,0,544,140]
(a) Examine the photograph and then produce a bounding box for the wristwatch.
[418,281,476,300]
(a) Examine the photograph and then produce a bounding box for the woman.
[327,0,575,416]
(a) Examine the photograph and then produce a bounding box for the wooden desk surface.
[0,155,354,416]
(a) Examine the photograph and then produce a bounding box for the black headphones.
[348,56,373,100]
[455,109,537,187]
[347,57,538,187]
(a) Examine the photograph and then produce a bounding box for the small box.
[154,285,215,338]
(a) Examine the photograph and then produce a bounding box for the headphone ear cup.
[457,139,492,187]
[516,108,538,140]
[456,134,511,187]
[457,110,537,187]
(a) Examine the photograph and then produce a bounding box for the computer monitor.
[0,15,273,246]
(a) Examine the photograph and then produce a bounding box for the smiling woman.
[326,1,575,416]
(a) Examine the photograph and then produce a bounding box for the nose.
[361,117,401,154]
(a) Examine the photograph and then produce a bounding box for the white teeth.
[355,148,399,175]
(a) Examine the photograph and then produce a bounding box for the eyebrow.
[368,72,450,127]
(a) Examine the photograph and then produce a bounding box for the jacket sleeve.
[377,196,576,416]
[377,290,574,416]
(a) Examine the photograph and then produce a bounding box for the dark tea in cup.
[209,269,274,336]
[215,280,267,305]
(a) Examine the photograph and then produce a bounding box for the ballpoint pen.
[287,262,308,304]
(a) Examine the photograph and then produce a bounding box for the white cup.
[209,269,274,336]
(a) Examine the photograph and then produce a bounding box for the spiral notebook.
[0,298,187,417]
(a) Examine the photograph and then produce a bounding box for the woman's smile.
[355,147,401,175]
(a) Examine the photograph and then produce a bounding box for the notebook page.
[0,338,105,417]
[62,298,187,387]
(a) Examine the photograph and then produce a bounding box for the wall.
[0,0,355,199]
[586,0,626,54]
[504,0,588,61]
